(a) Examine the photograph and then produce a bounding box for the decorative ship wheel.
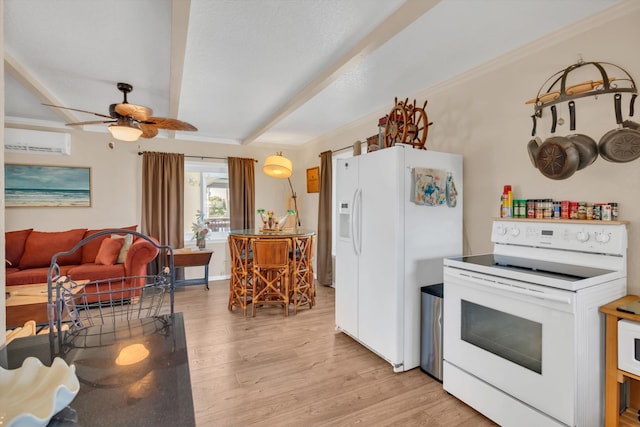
[384,98,433,149]
[384,98,409,147]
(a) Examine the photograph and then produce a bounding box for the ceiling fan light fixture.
[108,122,143,142]
[263,152,292,178]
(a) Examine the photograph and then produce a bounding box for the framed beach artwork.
[5,164,91,207]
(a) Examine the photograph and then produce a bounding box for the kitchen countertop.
[1,313,194,426]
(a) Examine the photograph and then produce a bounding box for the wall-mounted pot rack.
[530,61,637,119]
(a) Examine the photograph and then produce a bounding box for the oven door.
[443,266,576,426]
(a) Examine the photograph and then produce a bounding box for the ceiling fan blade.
[66,120,117,126]
[115,103,152,121]
[43,103,114,119]
[145,117,197,132]
[139,123,159,139]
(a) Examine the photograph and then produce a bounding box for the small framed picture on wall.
[306,167,319,193]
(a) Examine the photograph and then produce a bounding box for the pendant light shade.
[108,118,143,142]
[263,152,292,178]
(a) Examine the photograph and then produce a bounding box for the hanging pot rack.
[530,60,637,118]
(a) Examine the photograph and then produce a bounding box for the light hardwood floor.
[174,280,496,426]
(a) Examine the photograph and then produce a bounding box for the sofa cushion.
[18,229,87,269]
[66,263,125,282]
[6,228,33,267]
[6,267,20,276]
[111,233,134,264]
[6,265,75,286]
[81,226,137,264]
[95,238,124,266]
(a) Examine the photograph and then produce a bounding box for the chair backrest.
[252,238,291,269]
[228,234,251,273]
[292,235,314,269]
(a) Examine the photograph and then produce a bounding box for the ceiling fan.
[43,82,197,141]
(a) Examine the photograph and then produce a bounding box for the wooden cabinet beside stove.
[600,295,640,426]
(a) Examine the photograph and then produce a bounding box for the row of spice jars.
[511,199,619,221]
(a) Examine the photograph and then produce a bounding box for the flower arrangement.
[191,210,209,242]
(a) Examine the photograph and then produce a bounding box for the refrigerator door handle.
[353,188,362,256]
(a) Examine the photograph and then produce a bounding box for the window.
[184,160,230,243]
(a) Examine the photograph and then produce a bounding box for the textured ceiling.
[3,0,623,148]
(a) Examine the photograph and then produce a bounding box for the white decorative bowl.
[0,357,80,427]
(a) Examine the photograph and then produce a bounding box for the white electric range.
[443,219,627,427]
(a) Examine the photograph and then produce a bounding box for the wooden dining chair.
[251,238,291,317]
[290,235,315,314]
[228,235,253,315]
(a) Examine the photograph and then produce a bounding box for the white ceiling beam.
[4,52,79,124]
[241,0,442,145]
[168,0,191,139]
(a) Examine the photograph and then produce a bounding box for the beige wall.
[303,2,640,294]
[4,134,304,231]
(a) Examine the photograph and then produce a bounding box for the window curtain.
[141,151,185,274]
[317,151,333,286]
[228,157,255,230]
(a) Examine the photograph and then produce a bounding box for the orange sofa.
[5,226,159,287]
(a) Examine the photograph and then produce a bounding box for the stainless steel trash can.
[420,283,443,381]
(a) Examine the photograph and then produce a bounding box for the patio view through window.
[184,161,230,243]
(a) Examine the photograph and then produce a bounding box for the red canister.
[569,202,579,219]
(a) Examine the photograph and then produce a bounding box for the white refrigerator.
[335,145,462,372]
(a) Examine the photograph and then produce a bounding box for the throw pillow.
[81,225,137,263]
[111,233,134,264]
[95,237,125,266]
[19,228,87,269]
[5,228,33,267]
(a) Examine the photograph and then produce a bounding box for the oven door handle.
[461,273,572,305]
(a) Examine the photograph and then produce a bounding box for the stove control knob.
[495,225,507,235]
[576,231,590,242]
[596,232,611,243]
[510,227,520,236]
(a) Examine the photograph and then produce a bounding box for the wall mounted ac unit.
[4,128,71,155]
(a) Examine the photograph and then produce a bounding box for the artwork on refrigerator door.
[413,167,449,206]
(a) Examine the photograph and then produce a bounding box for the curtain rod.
[137,151,257,162]
[319,140,365,157]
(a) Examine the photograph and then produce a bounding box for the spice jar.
[561,200,570,219]
[610,203,619,221]
[516,200,527,218]
[553,201,561,219]
[543,199,553,219]
[527,200,535,218]
[586,202,594,221]
[535,199,544,219]
[577,202,587,220]
[594,204,601,221]
[570,202,579,219]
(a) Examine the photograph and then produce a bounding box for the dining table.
[1,313,194,427]
[227,228,316,314]
[229,227,315,239]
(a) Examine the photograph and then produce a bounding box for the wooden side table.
[173,250,213,289]
[600,295,640,426]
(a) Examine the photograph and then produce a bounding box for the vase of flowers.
[191,210,209,250]
[257,209,278,230]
